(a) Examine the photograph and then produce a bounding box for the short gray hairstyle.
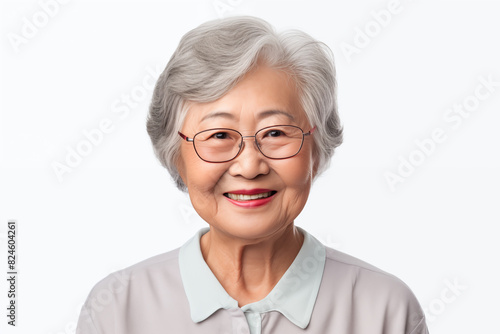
[147,16,343,191]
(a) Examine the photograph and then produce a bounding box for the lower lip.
[225,194,276,208]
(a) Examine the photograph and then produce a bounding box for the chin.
[210,216,291,242]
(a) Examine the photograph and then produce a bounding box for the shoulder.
[324,246,415,295]
[322,246,426,321]
[315,247,428,333]
[94,248,179,290]
[77,248,190,333]
[87,248,182,304]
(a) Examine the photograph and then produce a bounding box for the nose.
[227,136,270,179]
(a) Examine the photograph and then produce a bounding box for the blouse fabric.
[76,227,428,334]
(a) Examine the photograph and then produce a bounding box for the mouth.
[223,189,277,207]
[224,191,277,201]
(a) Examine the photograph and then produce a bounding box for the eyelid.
[262,129,282,135]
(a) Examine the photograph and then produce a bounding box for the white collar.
[178,226,326,329]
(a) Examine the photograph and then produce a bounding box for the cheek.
[286,146,315,187]
[276,152,314,204]
[178,146,226,196]
[287,146,315,210]
[282,162,312,187]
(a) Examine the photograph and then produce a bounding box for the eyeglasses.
[178,125,316,163]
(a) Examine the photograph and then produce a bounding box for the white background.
[1,0,499,333]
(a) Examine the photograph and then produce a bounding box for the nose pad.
[236,137,262,158]
[229,136,269,178]
[247,138,261,153]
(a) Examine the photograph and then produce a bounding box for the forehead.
[182,65,308,129]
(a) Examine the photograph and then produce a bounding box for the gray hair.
[147,16,343,191]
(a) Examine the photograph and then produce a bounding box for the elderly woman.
[76,16,428,334]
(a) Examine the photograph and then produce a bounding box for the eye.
[211,132,229,139]
[265,129,284,138]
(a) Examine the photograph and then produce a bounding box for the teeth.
[226,192,273,201]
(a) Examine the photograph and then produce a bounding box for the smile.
[224,191,276,201]
[223,189,277,208]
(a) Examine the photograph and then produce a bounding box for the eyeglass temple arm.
[178,131,194,142]
[305,126,317,136]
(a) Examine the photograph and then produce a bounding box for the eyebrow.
[200,109,295,122]
[257,109,295,121]
[200,111,236,122]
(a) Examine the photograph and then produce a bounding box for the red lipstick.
[223,189,277,208]
[227,189,274,195]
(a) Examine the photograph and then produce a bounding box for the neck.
[200,223,304,307]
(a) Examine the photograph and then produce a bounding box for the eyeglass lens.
[193,125,305,162]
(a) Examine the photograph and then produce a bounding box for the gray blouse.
[76,227,428,334]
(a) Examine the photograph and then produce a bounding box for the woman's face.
[177,65,316,241]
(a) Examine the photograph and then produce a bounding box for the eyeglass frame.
[178,124,316,163]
